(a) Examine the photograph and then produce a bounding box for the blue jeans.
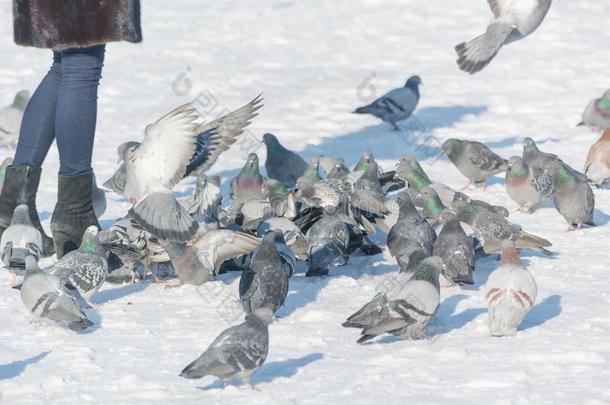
[13,45,105,175]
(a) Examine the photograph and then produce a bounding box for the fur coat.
[13,0,142,50]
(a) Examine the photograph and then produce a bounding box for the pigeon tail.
[354,105,374,115]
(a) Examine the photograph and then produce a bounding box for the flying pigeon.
[305,206,350,277]
[387,192,436,273]
[343,256,444,343]
[180,307,273,388]
[483,240,537,337]
[505,156,553,213]
[451,199,552,254]
[20,256,93,332]
[455,0,553,74]
[579,90,610,130]
[584,128,610,186]
[50,226,109,306]
[262,133,307,188]
[354,75,422,130]
[442,138,508,189]
[0,204,43,286]
[0,90,29,148]
[0,157,12,194]
[239,232,290,314]
[542,159,595,230]
[433,210,475,285]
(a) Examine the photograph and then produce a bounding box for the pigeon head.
[117,141,140,163]
[11,204,31,225]
[328,161,349,179]
[251,232,280,270]
[240,153,260,176]
[13,90,30,109]
[405,75,422,89]
[80,226,103,255]
[395,191,418,217]
[522,137,540,157]
[395,163,430,191]
[251,306,274,325]
[507,156,528,177]
[500,240,523,267]
[417,186,445,216]
[262,133,285,154]
[0,158,11,181]
[442,138,462,160]
[413,256,445,284]
[451,200,476,224]
[542,160,574,187]
[438,209,458,224]
[354,149,374,172]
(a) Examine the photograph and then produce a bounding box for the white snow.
[1,0,610,403]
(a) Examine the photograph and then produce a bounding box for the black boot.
[0,165,55,257]
[50,171,100,259]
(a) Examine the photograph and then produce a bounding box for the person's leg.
[55,45,105,175]
[51,45,105,258]
[13,52,62,167]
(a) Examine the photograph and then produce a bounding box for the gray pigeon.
[185,174,222,232]
[262,133,307,188]
[416,186,448,224]
[483,240,537,337]
[505,156,553,213]
[442,138,508,188]
[20,256,93,332]
[521,137,561,170]
[542,159,595,230]
[343,256,444,343]
[354,75,422,130]
[387,192,436,274]
[394,158,456,207]
[241,180,296,225]
[306,206,350,277]
[452,192,510,218]
[0,90,29,147]
[239,232,290,314]
[451,200,552,254]
[257,216,308,261]
[455,0,553,74]
[353,149,375,173]
[0,157,12,194]
[230,153,265,206]
[50,226,108,306]
[350,160,388,217]
[579,89,610,129]
[433,211,475,285]
[102,163,127,195]
[0,204,43,286]
[161,229,261,287]
[180,307,273,388]
[296,156,322,188]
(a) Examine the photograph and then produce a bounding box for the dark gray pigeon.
[305,206,350,277]
[343,256,443,343]
[180,307,273,388]
[263,133,307,188]
[50,226,108,306]
[433,211,475,285]
[20,256,93,332]
[354,75,422,130]
[442,138,508,188]
[0,204,43,286]
[239,232,290,314]
[387,192,436,274]
[542,159,595,231]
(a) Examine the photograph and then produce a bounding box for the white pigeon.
[0,204,43,286]
[483,241,537,337]
[455,0,553,74]
[0,90,29,148]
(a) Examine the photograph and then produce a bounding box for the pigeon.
[262,133,307,188]
[353,149,375,173]
[350,160,389,217]
[354,75,422,130]
[117,96,262,241]
[296,156,322,187]
[243,180,297,225]
[305,206,350,277]
[0,90,29,148]
[452,192,510,218]
[102,162,127,195]
[92,173,107,218]
[50,226,109,305]
[584,128,610,186]
[542,159,595,230]
[343,256,444,343]
[505,156,553,213]
[180,307,273,388]
[433,211,475,285]
[442,138,508,188]
[451,199,552,254]
[455,0,553,74]
[230,153,265,206]
[239,232,290,314]
[161,229,261,287]
[20,256,93,332]
[0,204,43,286]
[387,192,436,273]
[483,240,537,337]
[0,157,12,194]
[579,90,610,130]
[522,137,560,170]
[184,174,222,231]
[416,186,448,224]
[258,215,308,257]
[395,157,456,207]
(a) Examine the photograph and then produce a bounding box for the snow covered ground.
[1,0,610,403]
